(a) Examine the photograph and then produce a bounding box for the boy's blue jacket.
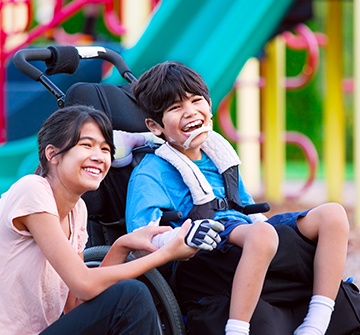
[126,151,254,232]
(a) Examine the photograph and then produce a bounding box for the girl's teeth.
[85,168,100,174]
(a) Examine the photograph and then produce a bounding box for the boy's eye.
[192,96,203,103]
[168,104,180,112]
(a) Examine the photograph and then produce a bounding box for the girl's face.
[147,93,212,159]
[48,121,112,196]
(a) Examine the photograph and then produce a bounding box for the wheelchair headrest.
[65,82,148,132]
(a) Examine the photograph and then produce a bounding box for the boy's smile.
[181,119,204,133]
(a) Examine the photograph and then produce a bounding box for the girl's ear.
[145,118,163,137]
[45,145,59,165]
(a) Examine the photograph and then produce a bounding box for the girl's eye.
[102,146,111,153]
[81,142,92,148]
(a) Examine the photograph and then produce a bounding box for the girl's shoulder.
[9,174,50,194]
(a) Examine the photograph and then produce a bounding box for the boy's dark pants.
[173,225,360,335]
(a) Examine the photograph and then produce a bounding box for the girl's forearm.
[81,247,173,300]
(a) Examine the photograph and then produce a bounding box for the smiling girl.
[0,105,197,335]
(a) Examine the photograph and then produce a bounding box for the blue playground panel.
[6,56,103,141]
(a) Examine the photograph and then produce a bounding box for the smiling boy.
[126,61,349,335]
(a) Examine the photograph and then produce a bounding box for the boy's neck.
[168,142,203,161]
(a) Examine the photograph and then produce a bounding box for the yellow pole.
[236,58,261,197]
[324,1,345,202]
[121,0,152,48]
[263,36,286,201]
[354,0,360,225]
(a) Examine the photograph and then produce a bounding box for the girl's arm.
[63,252,86,314]
[99,225,173,266]
[21,212,196,302]
[64,287,83,313]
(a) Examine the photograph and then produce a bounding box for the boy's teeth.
[183,120,202,132]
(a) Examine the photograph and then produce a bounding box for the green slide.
[0,0,293,194]
[0,135,39,194]
[106,0,294,108]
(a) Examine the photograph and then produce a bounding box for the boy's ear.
[145,118,163,136]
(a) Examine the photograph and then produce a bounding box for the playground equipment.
[355,0,360,224]
[106,0,295,110]
[218,22,326,201]
[1,0,357,221]
[0,0,295,193]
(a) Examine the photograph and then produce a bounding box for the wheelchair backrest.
[65,82,148,132]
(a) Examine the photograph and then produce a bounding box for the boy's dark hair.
[132,61,210,127]
[36,105,115,176]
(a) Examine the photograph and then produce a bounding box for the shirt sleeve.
[126,169,172,232]
[5,175,58,233]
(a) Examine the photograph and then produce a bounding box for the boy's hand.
[185,219,224,251]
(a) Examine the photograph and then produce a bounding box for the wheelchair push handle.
[13,48,53,81]
[13,45,137,108]
[14,45,135,82]
[13,47,68,107]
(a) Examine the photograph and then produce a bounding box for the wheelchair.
[13,45,360,335]
[13,45,186,335]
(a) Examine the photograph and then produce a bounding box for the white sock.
[225,319,250,335]
[294,295,335,335]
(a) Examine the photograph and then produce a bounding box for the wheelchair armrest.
[160,211,183,225]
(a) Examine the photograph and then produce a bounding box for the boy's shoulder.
[134,152,176,173]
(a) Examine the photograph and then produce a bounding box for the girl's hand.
[162,220,199,261]
[116,225,173,253]
[103,225,173,266]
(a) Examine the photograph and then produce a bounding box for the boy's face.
[146,93,212,159]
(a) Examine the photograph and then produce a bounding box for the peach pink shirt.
[0,175,88,335]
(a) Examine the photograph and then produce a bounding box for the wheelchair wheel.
[84,245,186,335]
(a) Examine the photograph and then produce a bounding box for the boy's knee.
[315,202,350,236]
[248,222,279,256]
[324,203,349,227]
